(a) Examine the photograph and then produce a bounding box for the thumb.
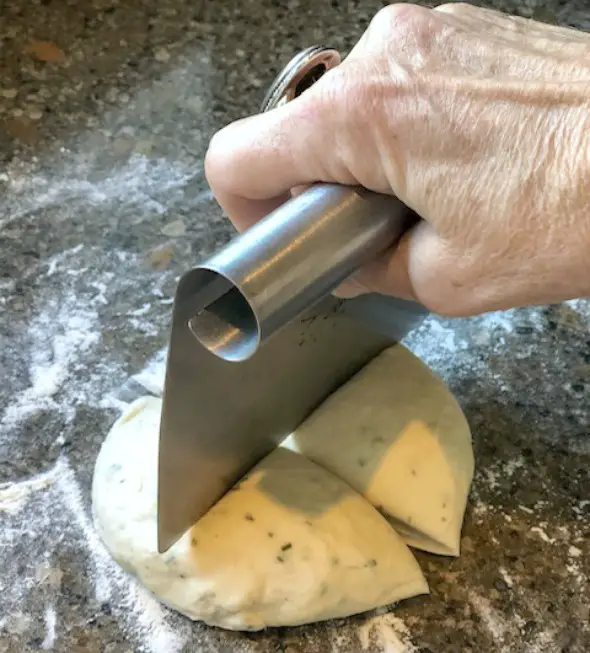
[335,221,439,302]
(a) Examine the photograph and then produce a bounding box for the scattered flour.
[41,605,57,650]
[469,592,508,649]
[405,302,590,455]
[566,559,585,586]
[0,467,55,515]
[0,148,208,651]
[502,456,525,478]
[518,505,535,515]
[0,457,188,653]
[0,48,231,649]
[529,526,555,544]
[46,244,84,277]
[406,308,521,363]
[359,613,417,653]
[1,291,99,431]
[565,298,590,320]
[498,567,514,589]
[0,154,199,231]
[0,229,188,650]
[482,468,501,491]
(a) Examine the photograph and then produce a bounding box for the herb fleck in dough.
[92,344,473,630]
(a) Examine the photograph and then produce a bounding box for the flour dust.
[0,120,209,652]
[358,613,417,652]
[0,457,188,653]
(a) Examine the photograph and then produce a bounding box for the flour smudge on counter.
[40,606,57,650]
[0,244,192,651]
[1,288,100,432]
[0,153,199,231]
[0,147,205,650]
[0,457,188,653]
[358,612,417,652]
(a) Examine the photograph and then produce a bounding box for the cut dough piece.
[284,344,474,556]
[92,396,428,631]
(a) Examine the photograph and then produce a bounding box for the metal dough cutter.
[157,46,428,553]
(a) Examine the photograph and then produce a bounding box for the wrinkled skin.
[205,3,590,317]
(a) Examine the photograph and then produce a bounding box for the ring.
[261,45,341,113]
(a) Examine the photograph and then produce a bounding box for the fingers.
[205,77,357,231]
[349,222,422,301]
[336,220,479,318]
[333,221,421,301]
[204,105,310,231]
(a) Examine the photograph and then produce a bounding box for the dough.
[92,396,428,631]
[284,345,474,556]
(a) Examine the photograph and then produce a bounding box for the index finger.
[204,74,356,231]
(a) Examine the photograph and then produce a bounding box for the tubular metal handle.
[189,46,417,362]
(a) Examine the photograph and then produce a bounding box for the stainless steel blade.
[157,275,426,552]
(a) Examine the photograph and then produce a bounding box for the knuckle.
[435,2,471,16]
[205,121,245,191]
[365,3,444,62]
[370,3,432,40]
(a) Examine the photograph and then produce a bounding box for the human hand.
[205,3,590,317]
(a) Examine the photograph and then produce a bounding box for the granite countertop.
[0,0,589,652]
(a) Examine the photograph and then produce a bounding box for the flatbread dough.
[92,395,428,631]
[284,345,474,556]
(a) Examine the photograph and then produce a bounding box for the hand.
[205,3,590,317]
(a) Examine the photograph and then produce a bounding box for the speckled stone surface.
[0,0,589,652]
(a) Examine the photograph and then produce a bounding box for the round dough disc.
[284,344,474,556]
[92,396,428,631]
